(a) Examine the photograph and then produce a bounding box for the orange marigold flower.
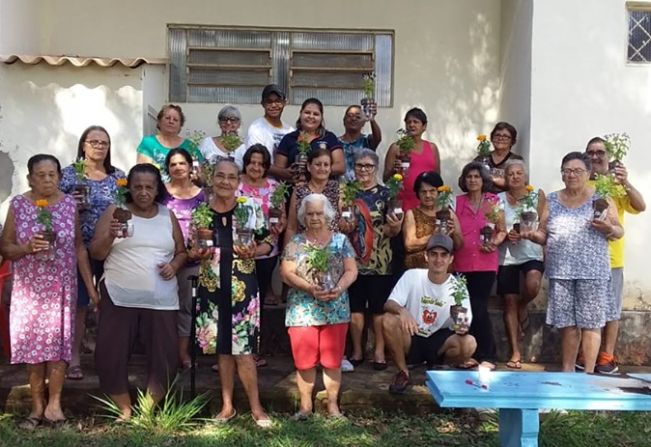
[35,199,48,208]
[526,185,534,193]
[116,178,128,187]
[437,185,451,193]
[477,134,488,142]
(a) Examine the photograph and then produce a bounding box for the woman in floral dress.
[0,154,96,428]
[189,158,273,427]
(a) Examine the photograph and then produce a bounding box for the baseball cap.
[261,84,286,101]
[425,234,454,253]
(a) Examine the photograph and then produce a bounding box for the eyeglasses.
[85,140,109,148]
[214,173,239,182]
[492,134,512,141]
[586,150,607,158]
[354,163,376,171]
[219,117,240,123]
[561,168,587,176]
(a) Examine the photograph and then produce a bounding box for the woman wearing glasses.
[521,152,623,373]
[59,125,126,380]
[199,105,247,169]
[474,122,523,193]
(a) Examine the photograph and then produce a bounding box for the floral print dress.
[9,194,77,364]
[195,199,271,355]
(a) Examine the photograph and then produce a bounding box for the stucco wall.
[529,0,651,307]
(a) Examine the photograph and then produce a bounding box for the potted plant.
[220,133,242,157]
[603,132,630,171]
[113,178,133,238]
[385,173,404,219]
[360,72,376,120]
[449,274,469,333]
[516,185,538,232]
[295,132,312,183]
[481,199,501,245]
[233,196,253,248]
[306,243,335,292]
[396,129,415,171]
[185,129,206,179]
[593,173,624,221]
[341,179,361,224]
[191,203,214,249]
[72,158,90,210]
[269,181,290,224]
[35,199,55,261]
[435,185,453,234]
[476,134,492,171]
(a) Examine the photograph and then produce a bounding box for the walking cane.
[188,274,199,398]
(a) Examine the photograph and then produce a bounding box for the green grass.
[0,410,649,447]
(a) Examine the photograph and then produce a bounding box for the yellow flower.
[477,134,487,142]
[35,199,48,208]
[526,185,534,193]
[237,196,248,204]
[437,185,451,193]
[116,178,128,187]
[392,173,403,181]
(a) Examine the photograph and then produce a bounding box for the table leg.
[498,408,539,447]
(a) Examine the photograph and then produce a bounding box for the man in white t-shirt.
[245,84,294,171]
[383,234,476,394]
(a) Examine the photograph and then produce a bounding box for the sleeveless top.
[398,140,439,212]
[498,191,543,266]
[103,204,179,310]
[545,191,609,279]
[404,207,436,269]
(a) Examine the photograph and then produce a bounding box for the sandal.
[372,361,388,371]
[213,409,237,424]
[66,365,84,380]
[506,360,522,369]
[18,416,42,430]
[252,414,273,428]
[290,411,311,422]
[43,417,68,428]
[349,358,364,367]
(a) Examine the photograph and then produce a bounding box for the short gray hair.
[354,148,379,167]
[503,159,529,183]
[217,105,241,122]
[213,157,241,174]
[297,193,336,227]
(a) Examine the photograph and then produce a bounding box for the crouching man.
[383,234,477,394]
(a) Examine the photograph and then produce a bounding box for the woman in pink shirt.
[454,162,506,369]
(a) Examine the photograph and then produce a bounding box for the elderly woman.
[497,160,545,369]
[59,125,126,380]
[1,154,96,428]
[280,193,358,419]
[344,149,401,369]
[161,148,205,368]
[454,162,507,369]
[199,105,247,168]
[522,152,623,373]
[189,158,273,427]
[383,108,441,212]
[90,164,187,421]
[474,122,523,193]
[136,104,204,180]
[272,98,344,180]
[403,171,463,269]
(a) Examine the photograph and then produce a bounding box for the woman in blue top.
[59,125,126,380]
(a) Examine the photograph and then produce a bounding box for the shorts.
[287,323,348,370]
[77,258,104,308]
[606,268,623,322]
[546,278,611,329]
[406,328,455,366]
[348,274,396,314]
[497,260,544,295]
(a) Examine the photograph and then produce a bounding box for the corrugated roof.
[0,54,166,67]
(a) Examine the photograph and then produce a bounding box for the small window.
[628,8,651,62]
[169,26,393,106]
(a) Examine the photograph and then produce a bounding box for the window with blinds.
[168,26,393,106]
[628,7,651,62]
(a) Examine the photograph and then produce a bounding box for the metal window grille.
[628,9,651,62]
[169,26,393,106]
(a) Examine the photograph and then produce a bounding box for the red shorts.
[287,323,348,370]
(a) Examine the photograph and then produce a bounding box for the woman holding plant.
[59,125,126,380]
[162,148,205,369]
[280,193,358,419]
[497,160,545,369]
[521,152,623,373]
[473,122,523,193]
[453,162,506,369]
[198,105,246,168]
[403,171,463,269]
[273,98,344,181]
[382,108,441,212]
[188,159,273,427]
[1,154,97,428]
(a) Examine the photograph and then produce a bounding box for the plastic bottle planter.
[196,228,214,249]
[296,153,309,183]
[398,153,411,172]
[73,182,91,211]
[234,228,254,249]
[113,206,134,238]
[512,222,521,234]
[449,304,469,333]
[341,205,356,225]
[593,198,609,221]
[361,97,373,120]
[390,198,404,220]
[520,210,538,232]
[435,209,451,235]
[479,224,494,245]
[37,229,56,262]
[315,271,337,292]
[269,207,283,225]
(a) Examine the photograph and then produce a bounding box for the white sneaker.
[341,358,355,373]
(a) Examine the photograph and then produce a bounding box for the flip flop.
[66,365,84,380]
[18,416,42,430]
[213,409,237,424]
[43,417,68,428]
[252,415,273,428]
[506,360,522,369]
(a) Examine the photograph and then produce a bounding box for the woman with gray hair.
[199,105,247,168]
[497,159,545,369]
[280,193,358,419]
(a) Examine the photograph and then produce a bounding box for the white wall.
[529,0,651,305]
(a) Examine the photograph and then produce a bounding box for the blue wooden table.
[426,371,651,447]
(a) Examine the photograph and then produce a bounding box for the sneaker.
[596,352,619,375]
[575,353,585,371]
[341,358,355,373]
[389,370,410,394]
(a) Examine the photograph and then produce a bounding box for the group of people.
[0,82,645,428]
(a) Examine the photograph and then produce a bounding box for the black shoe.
[389,370,410,394]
